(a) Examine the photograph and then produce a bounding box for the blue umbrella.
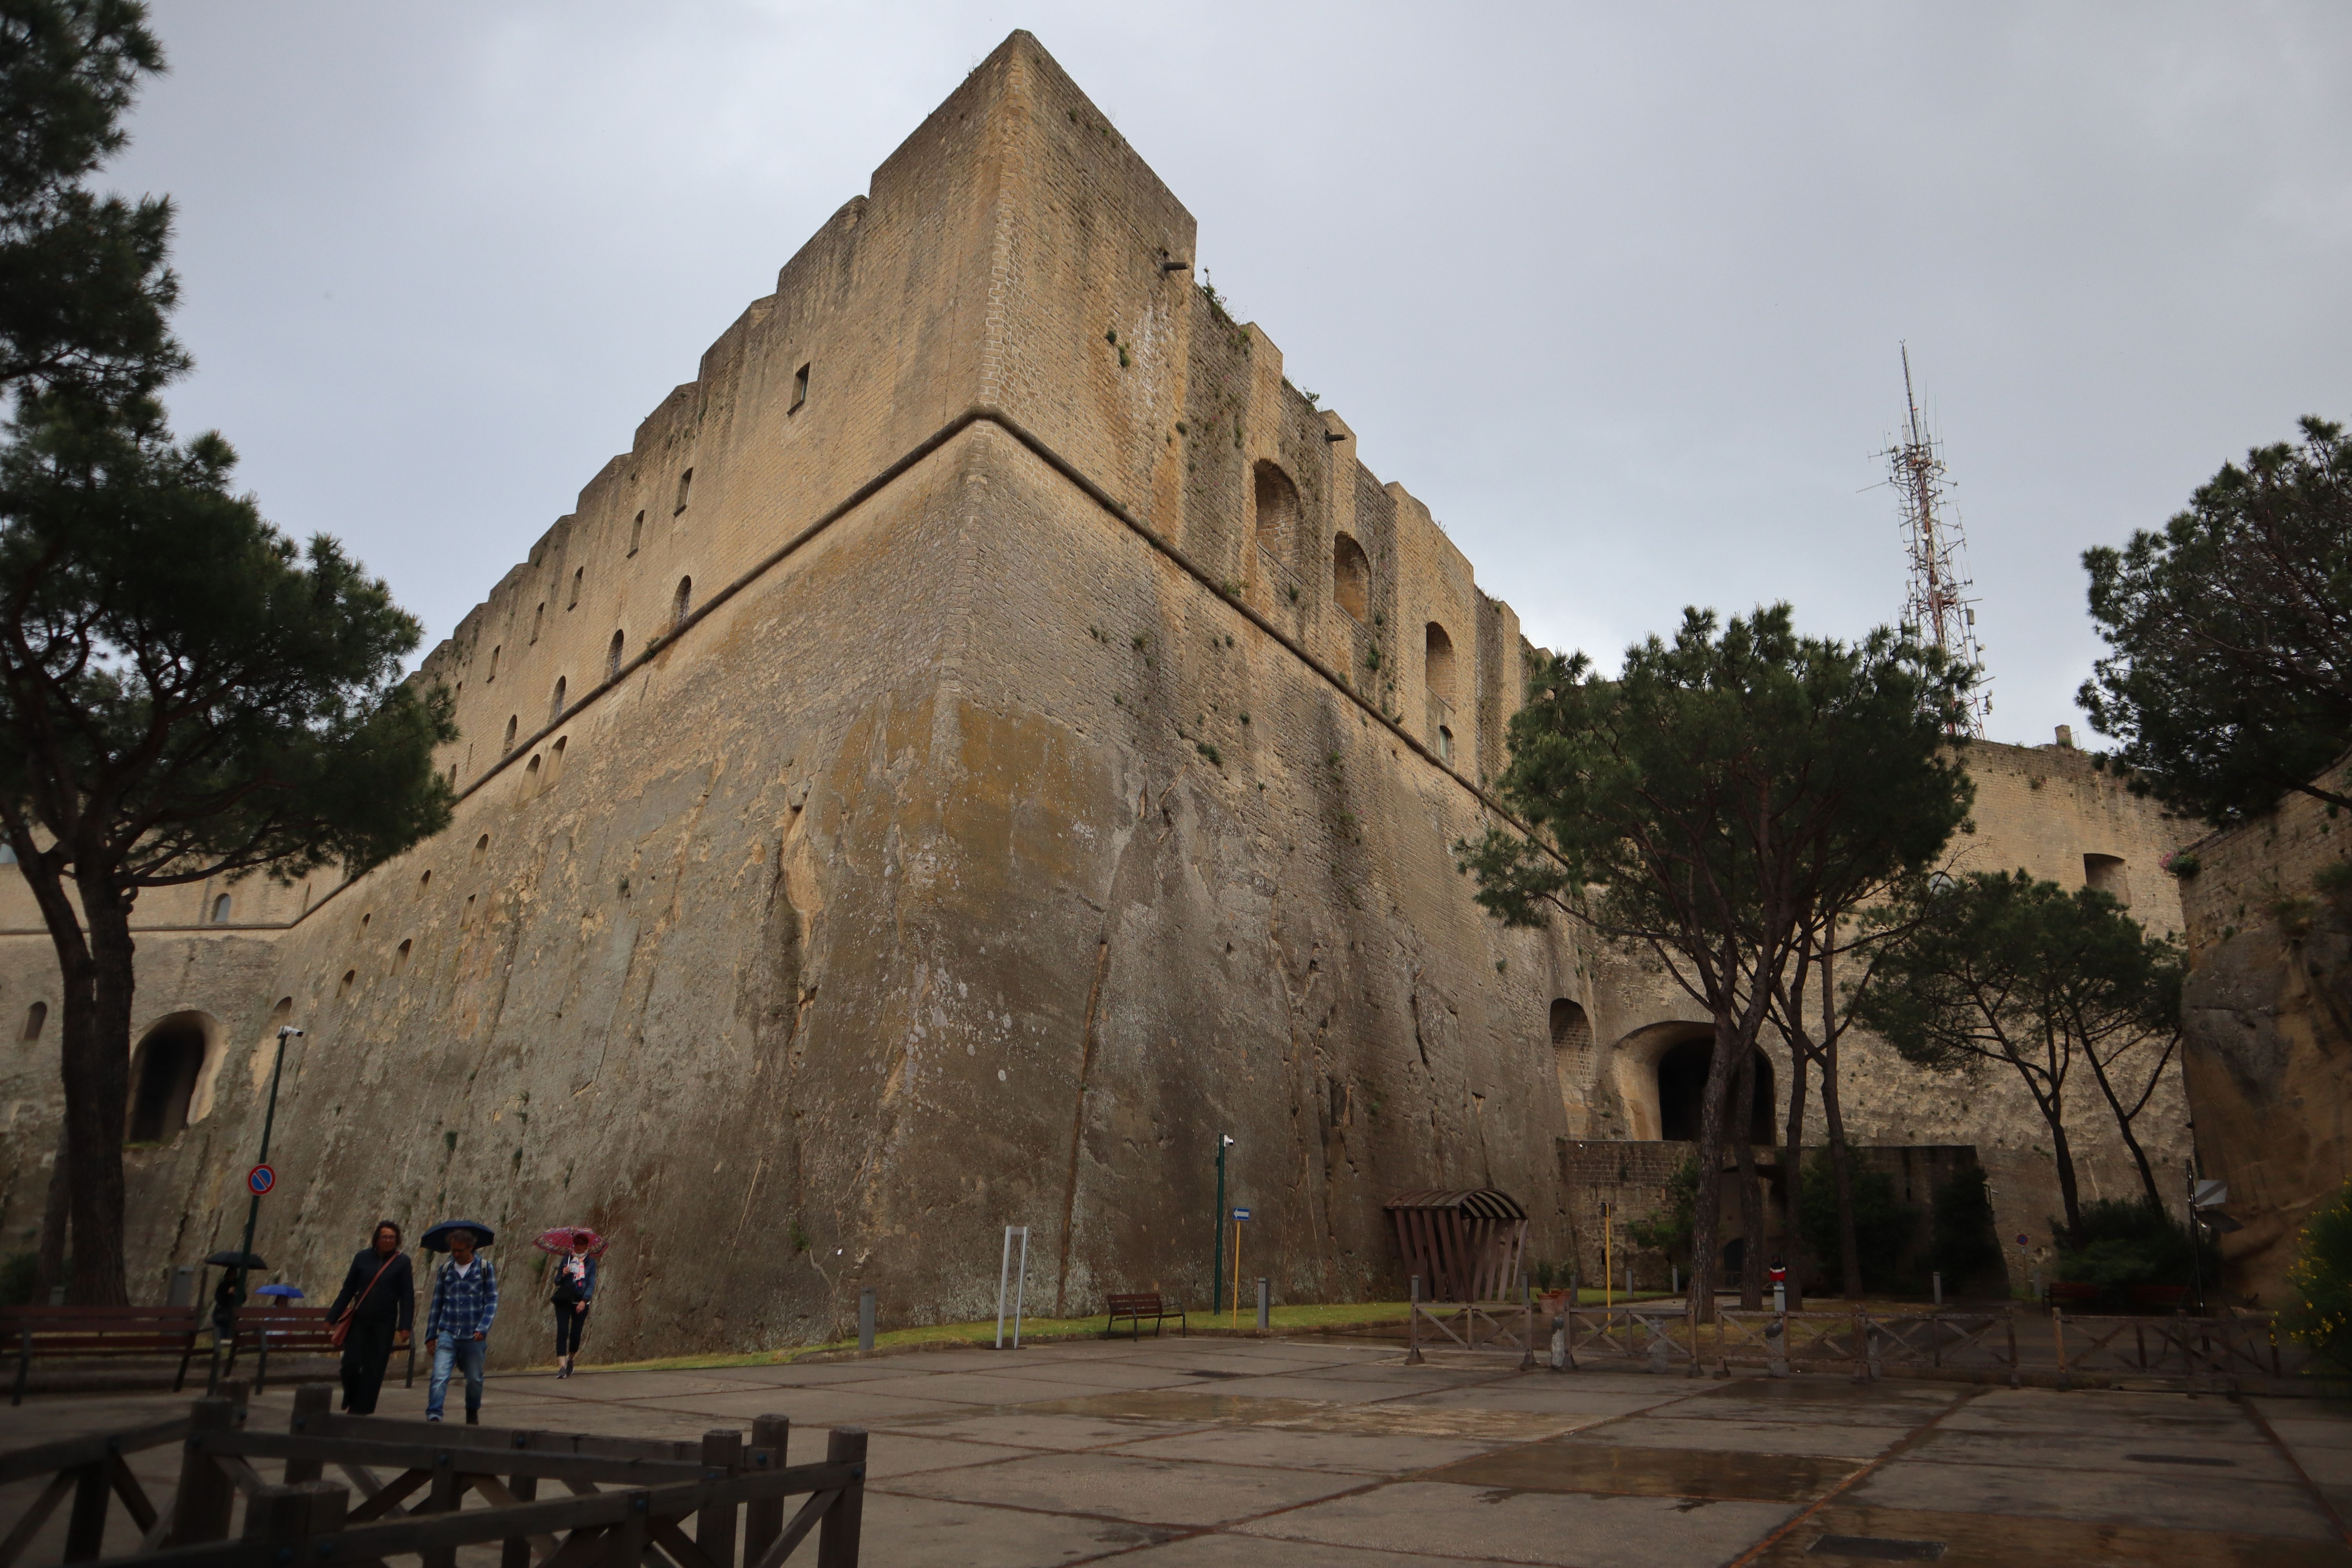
[421,1219,495,1253]
[254,1283,304,1299]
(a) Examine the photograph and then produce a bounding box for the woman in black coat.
[327,1220,415,1414]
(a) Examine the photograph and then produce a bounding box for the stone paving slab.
[1421,1439,1863,1503]
[1571,1414,1906,1459]
[1751,1503,2352,1568]
[871,1410,1222,1450]
[1096,1424,1505,1476]
[855,1491,1172,1566]
[1117,1535,1527,1567]
[1848,1455,2343,1541]
[878,1449,1374,1528]
[1234,1478,1800,1568]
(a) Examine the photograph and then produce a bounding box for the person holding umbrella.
[537,1227,603,1378]
[421,1220,497,1424]
[327,1220,414,1414]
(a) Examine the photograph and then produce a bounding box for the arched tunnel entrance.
[1657,1036,1775,1144]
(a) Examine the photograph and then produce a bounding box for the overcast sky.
[113,3,2351,750]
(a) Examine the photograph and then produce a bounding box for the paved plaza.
[6,1332,2352,1565]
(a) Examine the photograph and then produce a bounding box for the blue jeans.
[426,1336,486,1418]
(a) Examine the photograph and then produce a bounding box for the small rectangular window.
[791,363,810,413]
[568,567,583,609]
[674,468,693,515]
[629,511,644,556]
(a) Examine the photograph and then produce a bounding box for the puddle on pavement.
[1257,1405,1583,1442]
[1755,1504,2350,1568]
[1421,1439,1862,1502]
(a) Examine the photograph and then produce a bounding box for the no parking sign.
[247,1164,276,1197]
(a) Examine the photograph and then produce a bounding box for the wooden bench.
[224,1306,416,1392]
[1105,1292,1186,1340]
[4,1304,205,1405]
[2044,1281,2102,1308]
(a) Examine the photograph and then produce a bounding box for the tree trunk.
[2049,1113,2086,1248]
[1781,1043,1810,1312]
[1731,1047,1765,1310]
[64,877,136,1306]
[34,1123,69,1302]
[2082,1039,2165,1207]
[1685,1005,1744,1324]
[1819,1046,1863,1300]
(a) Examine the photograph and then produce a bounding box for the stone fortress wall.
[0,34,2194,1353]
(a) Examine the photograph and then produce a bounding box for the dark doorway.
[127,1021,206,1142]
[1657,1036,1775,1143]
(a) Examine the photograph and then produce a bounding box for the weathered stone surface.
[0,33,2192,1352]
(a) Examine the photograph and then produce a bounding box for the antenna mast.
[1885,345,1989,736]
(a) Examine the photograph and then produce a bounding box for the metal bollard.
[1549,1313,1568,1372]
[1933,1270,1944,1308]
[1773,1282,1786,1314]
[1671,1265,1678,1297]
[857,1287,875,1354]
[1255,1277,1270,1331]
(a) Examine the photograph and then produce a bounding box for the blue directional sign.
[1232,1207,1251,1222]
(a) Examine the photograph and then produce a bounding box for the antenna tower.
[1884,345,1989,736]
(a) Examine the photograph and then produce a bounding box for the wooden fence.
[1546,1305,2310,1388]
[0,1384,863,1568]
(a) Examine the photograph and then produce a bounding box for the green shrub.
[1929,1166,2005,1289]
[0,1252,39,1307]
[1800,1156,1919,1294]
[2285,1179,2352,1366]
[2049,1196,2214,1302]
[1624,1155,1698,1266]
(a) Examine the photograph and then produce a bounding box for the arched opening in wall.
[472,833,490,865]
[21,1001,46,1041]
[549,735,568,787]
[568,567,583,610]
[394,938,412,974]
[674,468,694,515]
[1333,533,1369,621]
[606,630,625,680]
[549,677,566,723]
[126,1016,209,1143]
[673,577,692,629]
[530,603,544,644]
[1548,998,1592,1120]
[1436,725,1454,764]
[502,716,517,754]
[1550,999,1592,1053]
[1656,1036,1775,1144]
[2084,853,2131,906]
[628,512,644,556]
[209,894,232,924]
[486,645,499,682]
[1252,462,1299,556]
[338,970,356,998]
[1425,622,1455,703]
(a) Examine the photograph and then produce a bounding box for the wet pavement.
[4,1333,2350,1565]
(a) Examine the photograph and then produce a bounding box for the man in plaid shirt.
[424,1224,498,1423]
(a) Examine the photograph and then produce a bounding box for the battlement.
[415,30,1522,808]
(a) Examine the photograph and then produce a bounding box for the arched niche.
[1332,533,1369,621]
[127,1011,218,1143]
[1604,1019,1775,1143]
[1252,461,1300,557]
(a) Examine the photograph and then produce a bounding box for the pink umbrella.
[534,1227,608,1257]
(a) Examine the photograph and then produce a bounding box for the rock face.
[0,33,2194,1357]
[2179,779,2352,1306]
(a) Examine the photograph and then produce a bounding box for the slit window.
[607,630,625,679]
[21,1002,46,1041]
[393,939,412,974]
[530,603,544,644]
[674,468,694,515]
[791,363,810,412]
[486,645,499,682]
[569,567,583,609]
[550,676,566,722]
[502,715,518,754]
[1436,724,1454,764]
[210,894,232,924]
[628,511,644,556]
[673,577,693,628]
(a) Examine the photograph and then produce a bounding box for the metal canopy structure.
[1384,1189,1529,1304]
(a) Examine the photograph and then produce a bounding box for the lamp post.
[1212,1134,1234,1313]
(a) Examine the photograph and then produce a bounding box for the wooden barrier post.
[699,1428,743,1568]
[500,1466,538,1568]
[816,1427,866,1568]
[283,1385,332,1483]
[743,1415,789,1567]
[243,1480,348,1542]
[62,1461,109,1563]
[168,1397,239,1546]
